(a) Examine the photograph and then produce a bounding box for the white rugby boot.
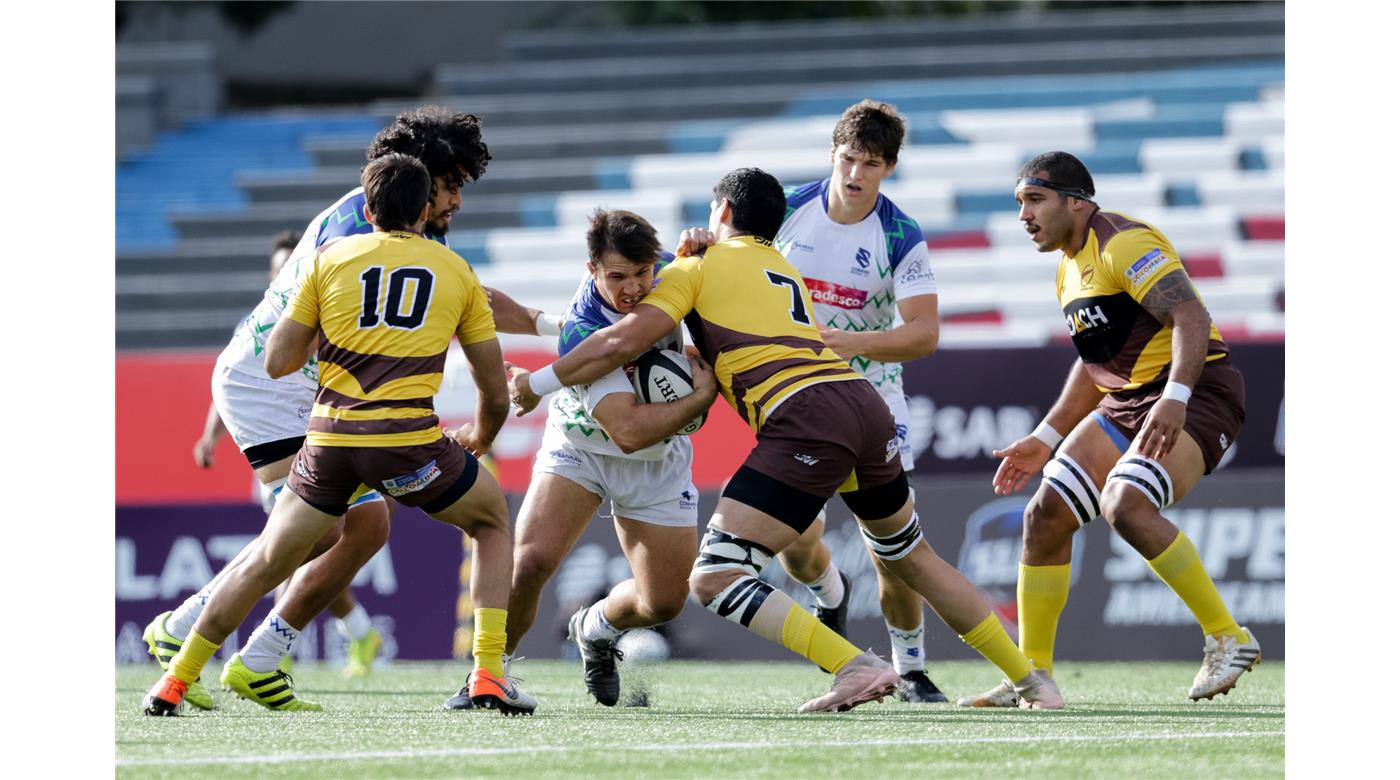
[1188,627,1261,701]
[1013,668,1064,710]
[957,679,1018,708]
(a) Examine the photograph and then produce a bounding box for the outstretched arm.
[484,286,562,336]
[453,338,511,455]
[992,359,1104,495]
[508,304,677,414]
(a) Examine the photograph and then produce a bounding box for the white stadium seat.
[1195,170,1284,212]
[1139,137,1242,177]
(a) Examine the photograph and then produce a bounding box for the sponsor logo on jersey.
[1125,248,1169,286]
[793,453,820,466]
[791,241,816,253]
[381,459,442,496]
[885,437,899,462]
[679,489,698,510]
[804,278,869,310]
[550,448,583,467]
[1065,304,1109,334]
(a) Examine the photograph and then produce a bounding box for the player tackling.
[510,168,1061,712]
[960,151,1260,707]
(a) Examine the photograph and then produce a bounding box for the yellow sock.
[171,631,220,685]
[960,612,1033,682]
[1147,531,1248,642]
[472,607,508,677]
[779,604,861,673]
[1018,563,1071,674]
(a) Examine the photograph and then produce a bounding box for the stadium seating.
[115,4,1284,350]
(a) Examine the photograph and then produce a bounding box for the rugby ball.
[630,348,707,435]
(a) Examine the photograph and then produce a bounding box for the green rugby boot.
[220,653,323,711]
[344,628,382,678]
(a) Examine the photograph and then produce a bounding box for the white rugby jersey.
[546,255,686,461]
[216,187,451,390]
[774,179,938,390]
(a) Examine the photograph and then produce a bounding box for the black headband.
[1016,176,1094,201]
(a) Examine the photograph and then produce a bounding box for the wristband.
[534,313,562,337]
[1162,381,1192,404]
[1031,420,1064,449]
[528,364,563,396]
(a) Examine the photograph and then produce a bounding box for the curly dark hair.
[365,106,491,190]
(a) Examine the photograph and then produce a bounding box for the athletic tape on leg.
[859,512,924,561]
[1106,454,1175,509]
[259,478,287,515]
[1041,453,1101,527]
[693,526,775,578]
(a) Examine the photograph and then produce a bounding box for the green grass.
[117,659,1283,779]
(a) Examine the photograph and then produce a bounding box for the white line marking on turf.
[117,730,1286,767]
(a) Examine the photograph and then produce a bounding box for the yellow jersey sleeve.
[1104,230,1184,303]
[641,255,703,325]
[456,265,498,345]
[285,256,322,329]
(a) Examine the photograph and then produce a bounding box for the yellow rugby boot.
[220,653,323,711]
[142,611,215,711]
[344,628,382,678]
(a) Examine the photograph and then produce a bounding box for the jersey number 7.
[359,266,435,329]
[765,270,812,325]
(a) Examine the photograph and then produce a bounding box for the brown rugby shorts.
[287,434,479,517]
[742,378,904,497]
[1097,359,1246,474]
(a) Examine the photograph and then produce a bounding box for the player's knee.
[688,567,740,606]
[1102,453,1176,525]
[1100,482,1156,528]
[511,548,558,594]
[1022,492,1078,557]
[637,589,687,624]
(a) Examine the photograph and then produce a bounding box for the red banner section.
[116,343,1281,505]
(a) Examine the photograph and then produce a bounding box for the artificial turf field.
[116,659,1283,778]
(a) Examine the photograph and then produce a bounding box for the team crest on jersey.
[885,437,899,462]
[851,247,872,276]
[381,459,442,496]
[1080,265,1095,288]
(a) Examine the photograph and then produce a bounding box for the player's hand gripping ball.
[630,348,708,435]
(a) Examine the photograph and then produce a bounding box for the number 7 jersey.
[284,230,496,448]
[641,235,862,433]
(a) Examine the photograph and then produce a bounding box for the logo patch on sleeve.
[1125,248,1169,286]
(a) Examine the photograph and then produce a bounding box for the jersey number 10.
[359,266,435,329]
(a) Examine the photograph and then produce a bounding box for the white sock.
[167,586,212,640]
[888,620,927,676]
[240,612,300,673]
[336,603,372,642]
[804,563,845,609]
[581,599,625,643]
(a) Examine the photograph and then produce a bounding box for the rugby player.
[510,168,1061,712]
[445,209,716,709]
[143,153,535,717]
[185,229,383,683]
[143,106,489,711]
[960,151,1260,707]
[676,100,947,703]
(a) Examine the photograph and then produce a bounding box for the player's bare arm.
[483,286,558,336]
[1136,268,1211,460]
[264,317,318,379]
[590,355,717,453]
[455,337,511,455]
[508,304,677,415]
[192,401,229,468]
[819,294,939,362]
[992,359,1103,495]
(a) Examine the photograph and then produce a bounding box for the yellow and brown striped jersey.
[641,235,862,432]
[284,230,496,447]
[1057,209,1228,393]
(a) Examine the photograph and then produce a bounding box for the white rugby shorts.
[211,362,316,451]
[877,382,915,472]
[532,427,698,527]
